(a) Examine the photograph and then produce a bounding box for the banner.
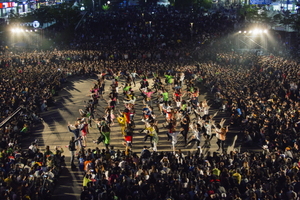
[250,0,272,4]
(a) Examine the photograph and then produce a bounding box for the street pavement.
[25,75,245,200]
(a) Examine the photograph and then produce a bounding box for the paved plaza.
[25,75,244,199]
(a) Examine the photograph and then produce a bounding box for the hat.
[286,147,291,151]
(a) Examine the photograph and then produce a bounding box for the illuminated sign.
[32,21,40,28]
[250,0,271,4]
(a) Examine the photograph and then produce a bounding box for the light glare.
[238,29,268,35]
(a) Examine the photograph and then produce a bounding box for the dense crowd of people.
[0,4,299,200]
[74,54,299,200]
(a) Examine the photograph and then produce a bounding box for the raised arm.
[219,118,226,128]
[211,111,218,119]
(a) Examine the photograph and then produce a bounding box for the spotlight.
[244,31,247,33]
[15,28,22,33]
[238,31,242,33]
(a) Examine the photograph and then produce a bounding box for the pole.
[190,22,193,39]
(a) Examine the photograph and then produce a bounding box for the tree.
[174,0,194,8]
[237,5,260,22]
[290,14,300,33]
[200,0,212,9]
[272,11,298,32]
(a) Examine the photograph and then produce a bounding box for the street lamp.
[190,22,194,38]
[148,21,152,42]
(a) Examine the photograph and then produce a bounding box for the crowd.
[0,4,298,200]
[74,54,299,200]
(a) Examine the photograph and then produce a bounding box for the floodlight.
[249,31,252,33]
[244,31,247,33]
[12,28,22,33]
[263,30,267,33]
[238,31,242,33]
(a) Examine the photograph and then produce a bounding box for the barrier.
[0,106,23,128]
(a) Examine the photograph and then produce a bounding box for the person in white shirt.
[29,142,38,154]
[119,159,127,170]
[130,71,139,87]
[163,102,173,121]
[198,119,213,148]
[135,165,144,177]
[194,102,205,119]
[186,122,203,153]
[179,72,185,87]
[152,125,159,152]
[168,130,181,154]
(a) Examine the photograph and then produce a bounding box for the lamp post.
[92,0,95,13]
[148,21,152,42]
[190,22,193,39]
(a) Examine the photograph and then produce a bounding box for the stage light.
[11,28,23,33]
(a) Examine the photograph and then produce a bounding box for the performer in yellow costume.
[117,114,127,136]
